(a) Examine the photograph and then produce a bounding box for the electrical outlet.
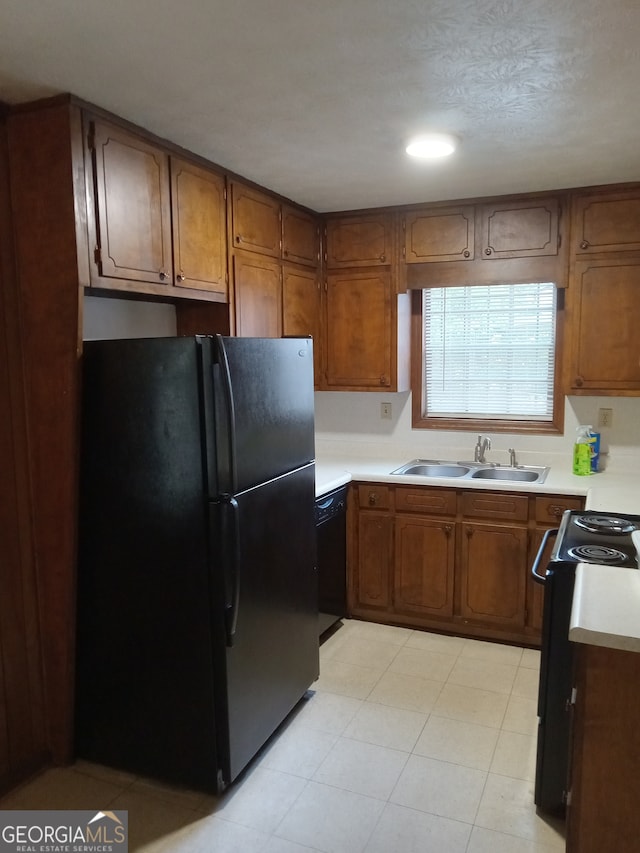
[598,407,613,428]
[381,402,392,420]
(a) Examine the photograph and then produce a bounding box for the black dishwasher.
[315,485,348,637]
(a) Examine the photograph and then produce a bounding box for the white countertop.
[570,564,640,653]
[315,450,640,652]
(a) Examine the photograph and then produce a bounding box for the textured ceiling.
[1,0,639,212]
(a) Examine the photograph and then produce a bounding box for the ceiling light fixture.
[405,133,459,159]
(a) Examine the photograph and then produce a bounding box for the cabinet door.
[479,198,560,260]
[91,119,172,285]
[324,270,392,389]
[282,206,319,267]
[569,258,640,392]
[171,159,227,295]
[395,517,455,617]
[325,214,392,268]
[355,511,392,610]
[574,190,640,255]
[459,522,527,629]
[404,205,475,263]
[282,265,322,386]
[233,252,282,337]
[230,182,281,258]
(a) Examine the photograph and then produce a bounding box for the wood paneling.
[0,111,49,791]
[6,99,86,767]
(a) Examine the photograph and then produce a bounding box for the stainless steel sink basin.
[390,459,550,484]
[392,462,471,477]
[470,467,543,482]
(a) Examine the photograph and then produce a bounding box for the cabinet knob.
[465,526,473,537]
[484,247,492,255]
[235,235,242,243]
[379,375,387,385]
[368,493,378,506]
[575,376,584,387]
[548,504,564,518]
[176,273,185,282]
[379,253,386,263]
[463,250,470,258]
[159,270,169,280]
[284,249,289,257]
[444,525,452,536]
[579,240,589,250]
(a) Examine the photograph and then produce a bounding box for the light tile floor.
[0,619,566,852]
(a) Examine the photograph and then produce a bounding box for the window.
[413,282,563,434]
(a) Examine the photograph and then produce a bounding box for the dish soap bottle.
[573,425,594,476]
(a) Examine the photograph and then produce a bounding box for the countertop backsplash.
[314,391,640,474]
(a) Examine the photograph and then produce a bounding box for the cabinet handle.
[465,526,473,537]
[444,525,452,536]
[176,273,185,282]
[368,493,378,506]
[379,253,386,262]
[463,250,470,258]
[579,240,589,250]
[235,235,242,243]
[575,376,584,387]
[159,270,169,280]
[379,375,387,385]
[484,247,492,255]
[283,249,289,257]
[548,504,565,518]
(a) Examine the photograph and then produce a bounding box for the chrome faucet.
[508,448,518,467]
[474,435,491,464]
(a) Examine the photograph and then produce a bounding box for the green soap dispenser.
[573,425,594,476]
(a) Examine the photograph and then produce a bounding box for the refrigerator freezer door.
[213,336,315,494]
[211,461,319,785]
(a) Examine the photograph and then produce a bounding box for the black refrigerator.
[75,335,319,793]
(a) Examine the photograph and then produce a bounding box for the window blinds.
[423,283,556,420]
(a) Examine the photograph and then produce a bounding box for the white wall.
[82,294,177,340]
[314,390,640,473]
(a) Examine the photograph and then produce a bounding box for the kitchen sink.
[390,459,550,484]
[470,467,542,482]
[392,462,471,477]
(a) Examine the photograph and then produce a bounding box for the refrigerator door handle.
[221,495,241,647]
[215,336,238,493]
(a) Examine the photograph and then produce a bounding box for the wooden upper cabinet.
[87,117,228,299]
[325,213,393,268]
[90,119,173,286]
[233,251,282,337]
[282,205,319,267]
[404,197,560,265]
[568,257,640,393]
[171,159,227,295]
[573,189,640,255]
[230,182,281,258]
[479,198,560,260]
[324,269,392,389]
[282,265,322,385]
[404,205,475,263]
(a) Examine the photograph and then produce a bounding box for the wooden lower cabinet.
[567,643,640,853]
[349,483,584,645]
[394,517,455,617]
[459,522,527,630]
[354,510,392,611]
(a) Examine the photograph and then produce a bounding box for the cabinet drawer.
[395,487,456,516]
[461,491,528,522]
[358,484,391,510]
[535,495,584,524]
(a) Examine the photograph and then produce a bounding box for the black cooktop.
[553,510,640,568]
